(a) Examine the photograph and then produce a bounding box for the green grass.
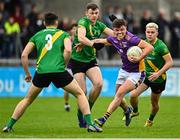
[0,97,180,138]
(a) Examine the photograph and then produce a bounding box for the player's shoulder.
[126,31,137,39]
[50,28,68,36]
[107,36,117,42]
[96,19,104,24]
[125,31,141,44]
[157,38,166,45]
[78,16,89,24]
[156,38,168,48]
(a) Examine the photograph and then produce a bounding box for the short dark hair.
[86,3,99,11]
[112,19,127,28]
[44,12,58,26]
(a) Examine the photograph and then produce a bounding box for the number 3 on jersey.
[45,34,52,50]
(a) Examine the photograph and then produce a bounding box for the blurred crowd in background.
[0,0,179,59]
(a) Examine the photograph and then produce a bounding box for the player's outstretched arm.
[92,38,111,46]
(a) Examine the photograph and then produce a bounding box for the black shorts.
[143,78,166,94]
[32,71,73,88]
[68,59,98,74]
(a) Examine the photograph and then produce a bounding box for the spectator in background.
[26,4,38,38]
[155,9,169,42]
[0,13,5,57]
[58,17,70,31]
[132,19,140,35]
[140,9,153,38]
[123,4,134,32]
[102,6,116,59]
[21,17,30,47]
[62,17,70,31]
[169,12,180,58]
[103,6,114,28]
[3,16,21,58]
[35,12,44,32]
[114,6,123,19]
[12,5,25,30]
[26,4,38,58]
[58,19,64,30]
[22,0,33,17]
[0,0,9,23]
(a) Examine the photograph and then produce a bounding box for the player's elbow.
[65,45,72,53]
[169,59,174,68]
[64,49,71,56]
[21,52,28,60]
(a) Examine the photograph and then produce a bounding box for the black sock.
[133,107,138,113]
[149,113,156,121]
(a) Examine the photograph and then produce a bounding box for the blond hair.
[146,22,158,30]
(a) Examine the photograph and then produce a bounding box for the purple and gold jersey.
[107,31,144,72]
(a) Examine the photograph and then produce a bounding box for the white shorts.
[116,69,145,87]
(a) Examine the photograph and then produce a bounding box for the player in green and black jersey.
[68,3,114,128]
[2,12,102,133]
[130,22,173,127]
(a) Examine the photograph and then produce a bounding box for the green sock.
[7,118,17,128]
[77,109,83,121]
[133,107,138,113]
[88,100,94,110]
[84,114,94,126]
[149,113,156,121]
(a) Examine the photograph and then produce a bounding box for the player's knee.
[93,81,103,90]
[130,90,138,98]
[115,92,124,100]
[151,102,159,110]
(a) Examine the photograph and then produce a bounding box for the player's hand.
[75,43,84,52]
[25,73,32,82]
[148,72,160,81]
[128,56,140,63]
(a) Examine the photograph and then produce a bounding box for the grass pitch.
[0,97,180,138]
